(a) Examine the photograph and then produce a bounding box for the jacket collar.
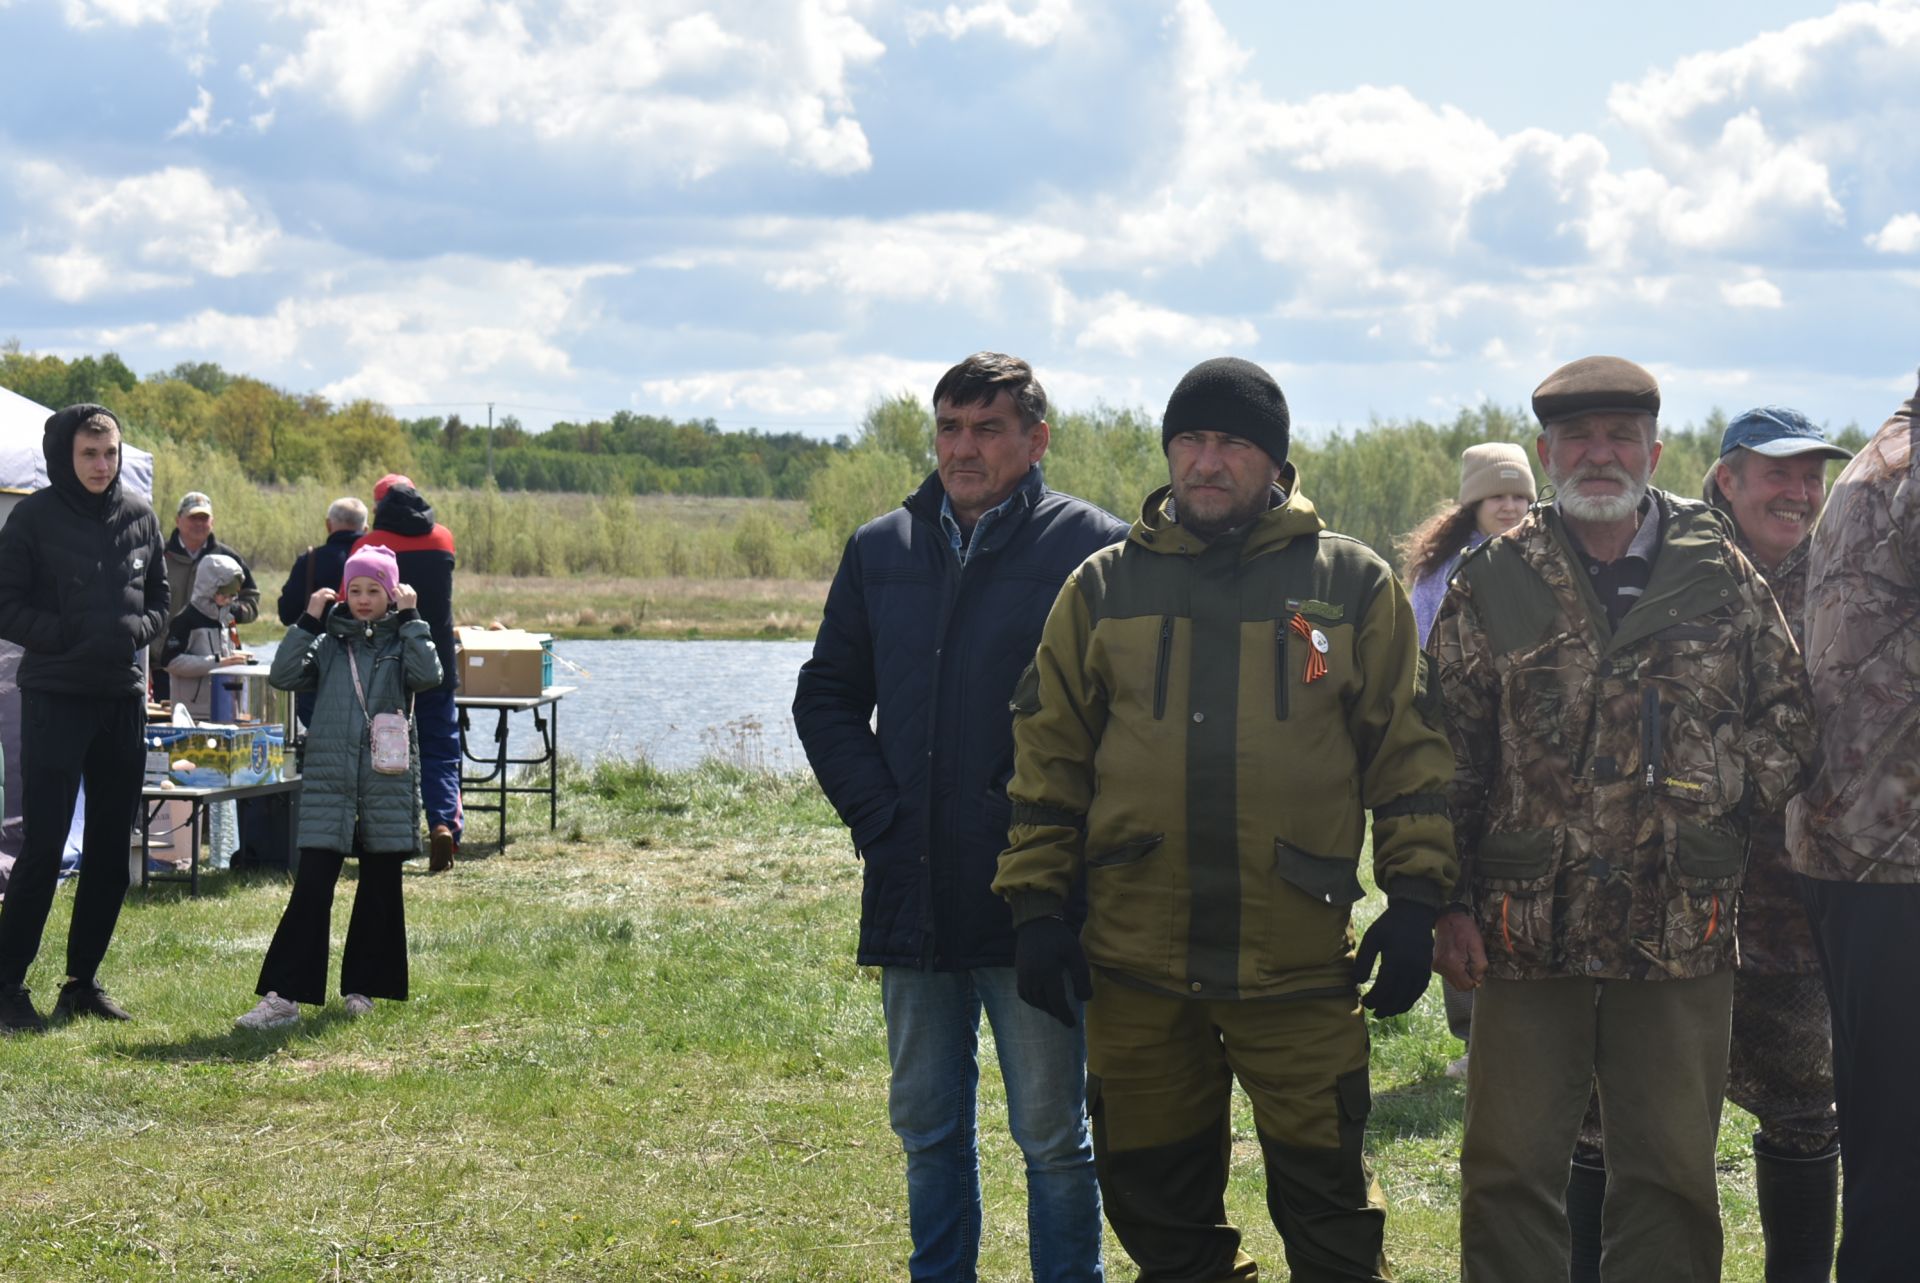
[1129,461,1324,559]
[903,464,1045,531]
[1520,488,1741,653]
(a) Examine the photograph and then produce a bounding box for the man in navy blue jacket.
[795,353,1126,1282]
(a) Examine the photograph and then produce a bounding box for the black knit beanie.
[1161,357,1290,467]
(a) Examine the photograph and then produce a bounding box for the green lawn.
[0,763,1775,1280]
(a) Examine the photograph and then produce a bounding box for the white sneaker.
[343,993,374,1018]
[1445,1053,1470,1080]
[235,992,300,1030]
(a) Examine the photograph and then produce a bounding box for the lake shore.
[241,572,830,643]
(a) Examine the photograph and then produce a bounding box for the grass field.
[0,761,1780,1281]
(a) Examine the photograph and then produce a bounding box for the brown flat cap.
[1532,355,1660,426]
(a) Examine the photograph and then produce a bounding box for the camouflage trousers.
[1574,969,1837,1161]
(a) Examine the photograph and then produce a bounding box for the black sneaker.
[0,983,46,1034]
[51,979,132,1023]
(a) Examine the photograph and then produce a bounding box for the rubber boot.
[1566,1155,1606,1283]
[1754,1142,1838,1283]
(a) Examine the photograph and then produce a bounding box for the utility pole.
[487,401,494,484]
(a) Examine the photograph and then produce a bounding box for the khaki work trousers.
[1460,971,1734,1283]
[1085,973,1388,1283]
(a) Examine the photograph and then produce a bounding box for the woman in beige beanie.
[1399,442,1536,646]
[1394,440,1536,1078]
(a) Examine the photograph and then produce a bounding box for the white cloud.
[1867,212,1920,253]
[252,0,886,179]
[165,85,228,138]
[60,0,216,26]
[908,0,1074,47]
[97,257,625,408]
[1072,292,1256,358]
[11,161,278,299]
[642,354,951,421]
[1721,277,1784,309]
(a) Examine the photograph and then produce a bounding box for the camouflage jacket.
[994,471,1457,1002]
[1788,381,1920,884]
[1702,467,1817,974]
[1431,489,1816,981]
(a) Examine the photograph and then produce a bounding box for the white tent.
[0,384,155,514]
[0,387,157,861]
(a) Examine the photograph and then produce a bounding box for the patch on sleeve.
[1009,660,1042,716]
[1414,650,1445,730]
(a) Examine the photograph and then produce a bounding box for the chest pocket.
[1638,619,1745,808]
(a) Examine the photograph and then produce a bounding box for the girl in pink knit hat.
[235,544,440,1029]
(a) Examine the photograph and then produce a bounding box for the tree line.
[0,343,838,499]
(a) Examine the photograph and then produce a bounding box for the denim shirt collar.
[939,466,1041,565]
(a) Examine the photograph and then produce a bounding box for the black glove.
[1014,915,1093,1028]
[1351,899,1438,1018]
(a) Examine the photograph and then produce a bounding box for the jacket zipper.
[1274,619,1290,720]
[1153,615,1172,720]
[1641,686,1660,790]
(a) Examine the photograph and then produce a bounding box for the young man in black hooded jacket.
[0,404,168,1031]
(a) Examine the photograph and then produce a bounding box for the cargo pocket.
[1472,828,1558,965]
[1088,834,1164,869]
[1084,835,1171,979]
[1665,817,1744,955]
[1334,1066,1373,1204]
[1670,817,1745,890]
[1256,839,1363,983]
[1273,839,1366,906]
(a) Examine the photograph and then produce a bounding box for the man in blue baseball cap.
[1711,407,1854,574]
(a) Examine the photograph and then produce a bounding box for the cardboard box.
[146,724,285,788]
[456,628,552,698]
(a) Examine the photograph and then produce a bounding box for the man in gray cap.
[1562,405,1852,1282]
[997,357,1457,1280]
[1429,357,1817,1282]
[150,490,258,700]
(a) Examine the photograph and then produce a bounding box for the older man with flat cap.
[1560,405,1853,1282]
[1429,356,1817,1282]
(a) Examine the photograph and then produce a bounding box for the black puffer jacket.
[0,404,168,698]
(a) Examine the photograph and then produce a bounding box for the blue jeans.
[415,686,462,839]
[882,965,1103,1283]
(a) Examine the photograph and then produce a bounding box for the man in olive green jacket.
[1430,356,1817,1283]
[995,357,1457,1282]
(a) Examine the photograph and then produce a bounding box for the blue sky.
[2,0,1916,439]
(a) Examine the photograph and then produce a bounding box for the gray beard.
[1554,473,1648,524]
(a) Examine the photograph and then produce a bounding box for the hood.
[190,553,246,618]
[1129,460,1325,558]
[371,483,435,537]
[41,402,122,515]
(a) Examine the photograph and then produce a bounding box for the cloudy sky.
[3,0,1917,438]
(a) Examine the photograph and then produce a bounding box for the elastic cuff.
[1382,875,1447,909]
[1008,890,1067,927]
[398,608,421,622]
[296,613,324,633]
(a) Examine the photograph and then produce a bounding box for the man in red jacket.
[355,474,459,872]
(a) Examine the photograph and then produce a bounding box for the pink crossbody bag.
[345,640,412,774]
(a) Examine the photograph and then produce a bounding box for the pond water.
[254,637,817,771]
[544,639,814,770]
